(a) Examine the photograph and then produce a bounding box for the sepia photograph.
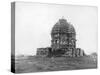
[11,2,98,73]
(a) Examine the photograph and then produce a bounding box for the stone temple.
[36,18,85,57]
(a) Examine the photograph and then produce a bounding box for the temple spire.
[62,16,64,19]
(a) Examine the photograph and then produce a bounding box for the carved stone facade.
[36,18,85,57]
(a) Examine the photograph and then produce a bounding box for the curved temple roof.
[51,18,76,34]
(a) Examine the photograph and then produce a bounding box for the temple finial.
[62,16,64,19]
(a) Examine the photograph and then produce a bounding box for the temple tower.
[51,18,76,56]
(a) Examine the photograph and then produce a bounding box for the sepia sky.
[15,2,98,55]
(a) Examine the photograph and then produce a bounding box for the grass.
[14,55,97,73]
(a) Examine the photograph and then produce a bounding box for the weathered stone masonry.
[36,18,85,57]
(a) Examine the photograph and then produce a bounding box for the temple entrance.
[51,49,65,57]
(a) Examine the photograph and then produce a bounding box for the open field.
[14,56,97,73]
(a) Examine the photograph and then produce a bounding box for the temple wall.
[36,48,49,57]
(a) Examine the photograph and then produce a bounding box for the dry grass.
[14,56,97,73]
